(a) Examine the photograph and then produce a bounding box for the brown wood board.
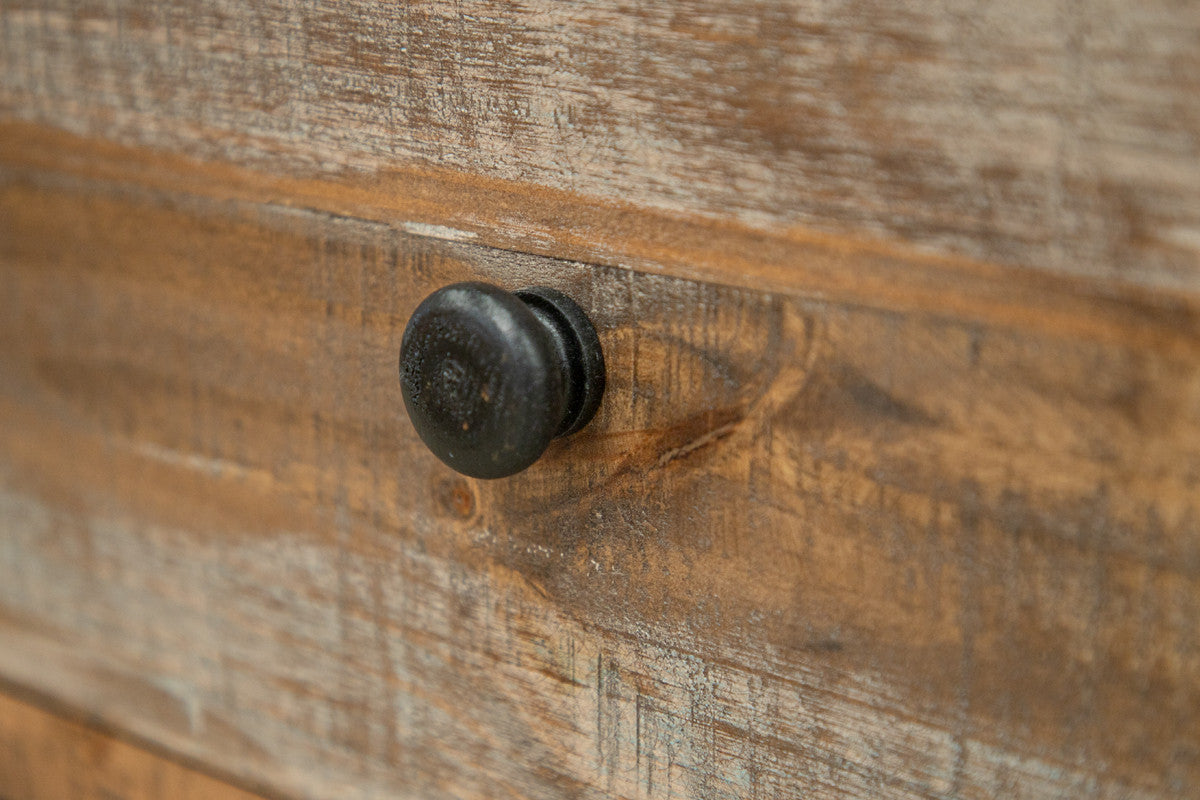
[0,166,1198,798]
[1,1,1199,294]
[0,689,270,800]
[2,121,1197,349]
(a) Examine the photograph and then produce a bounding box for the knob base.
[515,287,605,437]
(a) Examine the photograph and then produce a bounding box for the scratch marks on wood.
[656,418,741,470]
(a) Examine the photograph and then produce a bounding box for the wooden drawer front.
[1,158,1198,799]
[2,1,1199,799]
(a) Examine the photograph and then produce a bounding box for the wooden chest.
[1,2,1198,798]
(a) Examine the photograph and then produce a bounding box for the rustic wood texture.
[0,690,270,800]
[2,0,1199,295]
[1,153,1198,799]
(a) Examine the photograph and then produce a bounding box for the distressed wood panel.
[0,690,270,800]
[1,1,1199,293]
[8,120,1196,336]
[1,165,1198,799]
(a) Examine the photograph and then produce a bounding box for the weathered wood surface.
[1,155,1199,799]
[1,0,1199,295]
[0,690,270,800]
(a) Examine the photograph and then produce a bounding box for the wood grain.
[1,162,1198,799]
[1,0,1199,294]
[0,690,270,800]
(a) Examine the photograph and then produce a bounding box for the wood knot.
[433,476,477,521]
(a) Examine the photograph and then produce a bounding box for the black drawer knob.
[399,282,605,479]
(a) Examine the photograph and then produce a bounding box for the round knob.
[399,282,605,479]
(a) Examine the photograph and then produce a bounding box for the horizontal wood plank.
[0,164,1198,798]
[2,121,1197,351]
[0,690,270,800]
[1,1,1199,294]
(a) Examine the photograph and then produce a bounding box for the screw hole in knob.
[399,282,605,479]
